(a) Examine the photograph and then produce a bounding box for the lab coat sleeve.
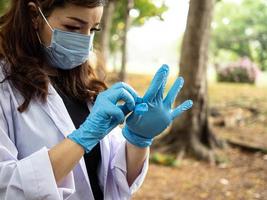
[108,126,149,198]
[0,93,75,200]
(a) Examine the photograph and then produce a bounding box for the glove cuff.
[122,126,152,148]
[67,129,97,154]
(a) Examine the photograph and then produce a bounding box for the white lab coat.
[0,64,149,200]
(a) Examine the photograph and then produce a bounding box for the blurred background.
[1,0,266,199]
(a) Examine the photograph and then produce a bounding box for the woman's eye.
[64,25,80,31]
[90,27,102,33]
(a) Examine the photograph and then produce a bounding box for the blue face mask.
[38,7,94,70]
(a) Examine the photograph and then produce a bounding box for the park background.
[1,0,266,199]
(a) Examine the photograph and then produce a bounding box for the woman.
[0,0,193,199]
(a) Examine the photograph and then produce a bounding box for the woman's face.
[37,3,103,46]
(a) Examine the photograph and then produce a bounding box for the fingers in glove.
[164,77,184,108]
[118,104,131,116]
[171,99,193,120]
[105,103,125,124]
[143,64,169,102]
[108,88,136,111]
[156,64,169,100]
[110,82,142,103]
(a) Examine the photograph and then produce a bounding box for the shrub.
[217,57,261,84]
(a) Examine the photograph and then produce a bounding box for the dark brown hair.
[0,0,107,112]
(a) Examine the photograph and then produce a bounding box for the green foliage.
[133,0,167,25]
[212,0,267,71]
[150,152,180,167]
[109,0,167,53]
[214,153,229,164]
[0,0,9,15]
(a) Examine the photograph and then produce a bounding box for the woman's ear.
[28,2,39,30]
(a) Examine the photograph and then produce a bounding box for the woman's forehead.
[48,4,103,25]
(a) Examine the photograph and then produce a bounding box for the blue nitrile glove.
[122,64,193,148]
[67,82,141,153]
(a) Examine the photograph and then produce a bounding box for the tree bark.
[96,0,116,79]
[158,0,222,161]
[119,0,134,81]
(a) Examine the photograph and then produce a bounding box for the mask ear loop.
[38,7,53,31]
[36,7,53,46]
[36,31,43,45]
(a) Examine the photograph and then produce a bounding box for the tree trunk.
[119,0,134,81]
[158,0,222,161]
[97,0,116,79]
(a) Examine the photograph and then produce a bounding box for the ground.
[109,73,267,200]
[132,148,267,200]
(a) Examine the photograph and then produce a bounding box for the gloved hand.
[122,64,193,148]
[67,82,141,153]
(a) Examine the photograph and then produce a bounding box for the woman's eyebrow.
[67,17,100,26]
[67,17,88,25]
